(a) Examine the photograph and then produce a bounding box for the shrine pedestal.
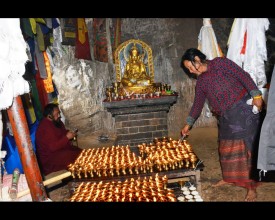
[103,95,177,147]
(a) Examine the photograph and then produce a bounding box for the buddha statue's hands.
[137,79,151,86]
[130,78,137,83]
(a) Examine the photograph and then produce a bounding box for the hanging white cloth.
[0,18,30,111]
[198,18,223,59]
[227,18,269,89]
[198,18,223,117]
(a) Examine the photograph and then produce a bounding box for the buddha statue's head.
[130,44,139,59]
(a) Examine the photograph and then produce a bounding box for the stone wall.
[52,46,115,136]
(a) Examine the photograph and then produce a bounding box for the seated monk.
[35,103,81,176]
[121,44,151,87]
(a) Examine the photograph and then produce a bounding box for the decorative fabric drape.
[75,18,92,60]
[93,18,108,62]
[93,18,121,62]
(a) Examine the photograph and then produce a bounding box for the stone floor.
[46,127,275,202]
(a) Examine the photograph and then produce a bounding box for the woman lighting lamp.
[181,48,264,202]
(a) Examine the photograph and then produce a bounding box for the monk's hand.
[66,130,76,140]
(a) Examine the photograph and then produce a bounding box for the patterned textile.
[217,94,263,189]
[219,140,259,189]
[187,57,262,126]
[93,18,108,62]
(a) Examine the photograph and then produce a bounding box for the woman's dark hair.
[180,48,207,77]
[43,103,59,117]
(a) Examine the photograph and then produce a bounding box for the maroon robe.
[35,118,81,175]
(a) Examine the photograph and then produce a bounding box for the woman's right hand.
[181,124,191,137]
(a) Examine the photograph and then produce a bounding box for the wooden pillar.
[7,96,47,201]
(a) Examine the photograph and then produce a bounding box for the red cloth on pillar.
[35,118,81,175]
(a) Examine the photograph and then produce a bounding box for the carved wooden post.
[7,96,47,201]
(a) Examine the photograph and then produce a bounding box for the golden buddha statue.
[121,44,152,88]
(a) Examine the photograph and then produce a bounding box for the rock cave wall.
[52,46,115,137]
